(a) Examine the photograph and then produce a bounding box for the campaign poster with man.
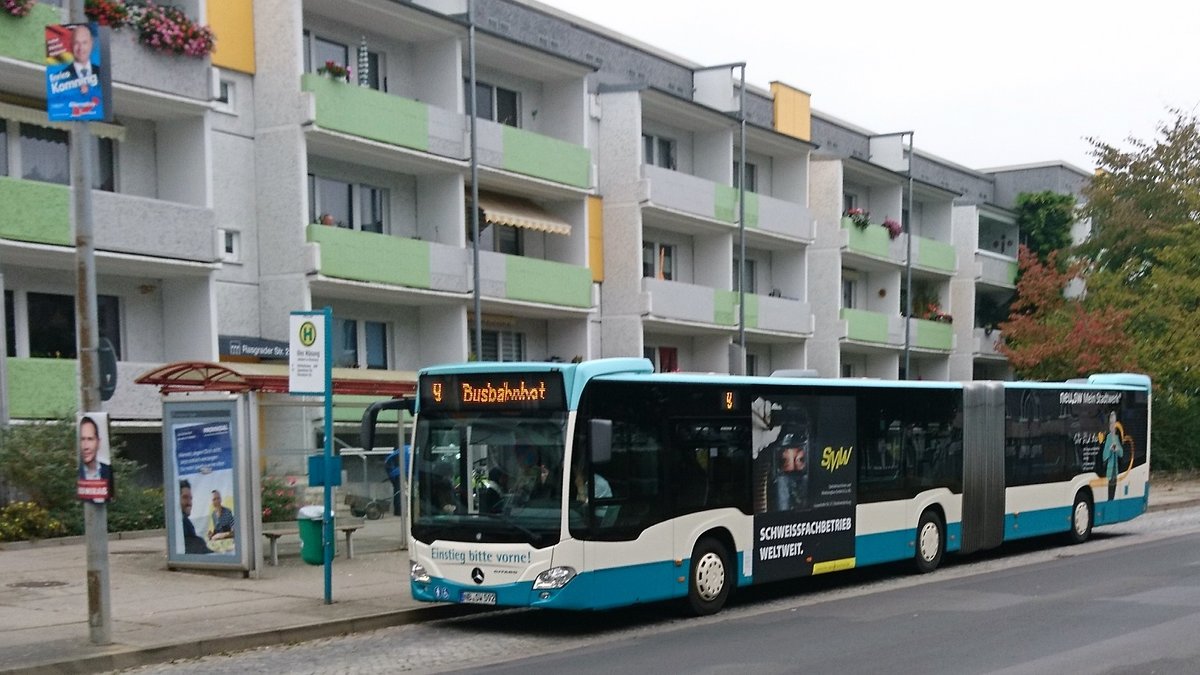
[45,22,111,122]
[77,412,113,503]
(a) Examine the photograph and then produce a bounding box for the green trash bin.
[297,505,334,565]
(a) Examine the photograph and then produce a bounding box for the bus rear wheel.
[913,509,944,574]
[686,537,732,616]
[1066,491,1093,544]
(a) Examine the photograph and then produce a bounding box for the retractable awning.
[475,192,572,236]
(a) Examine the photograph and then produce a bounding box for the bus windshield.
[410,411,568,548]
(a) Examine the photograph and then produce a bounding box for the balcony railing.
[974,327,1005,357]
[642,165,721,223]
[840,308,904,347]
[1,177,217,262]
[303,73,433,153]
[643,277,724,325]
[487,123,591,189]
[5,359,162,420]
[912,235,956,274]
[911,318,954,351]
[748,293,813,335]
[308,225,590,308]
[976,250,1018,287]
[842,217,904,263]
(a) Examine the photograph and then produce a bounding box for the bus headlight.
[410,560,431,584]
[533,566,577,590]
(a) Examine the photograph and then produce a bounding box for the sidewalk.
[4,483,1200,675]
[0,515,473,674]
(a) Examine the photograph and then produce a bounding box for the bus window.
[671,421,750,515]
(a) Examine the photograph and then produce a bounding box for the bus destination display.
[420,372,565,412]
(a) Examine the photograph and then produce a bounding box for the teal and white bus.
[372,358,1149,615]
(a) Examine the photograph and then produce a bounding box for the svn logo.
[821,446,852,472]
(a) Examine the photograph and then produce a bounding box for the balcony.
[840,308,903,347]
[974,327,1006,358]
[912,235,956,274]
[0,177,217,263]
[976,250,1018,288]
[841,218,904,264]
[1,5,209,103]
[303,73,437,155]
[712,186,812,242]
[478,250,592,308]
[642,165,724,224]
[746,293,813,335]
[643,277,729,326]
[476,121,591,189]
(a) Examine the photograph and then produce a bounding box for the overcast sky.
[538,0,1198,173]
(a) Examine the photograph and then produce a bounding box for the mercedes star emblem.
[471,567,485,584]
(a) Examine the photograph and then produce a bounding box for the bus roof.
[416,359,1150,411]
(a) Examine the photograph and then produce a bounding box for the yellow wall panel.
[209,0,256,74]
[770,81,811,142]
[588,195,604,283]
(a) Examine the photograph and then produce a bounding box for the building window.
[733,160,757,192]
[733,258,757,294]
[642,345,678,373]
[642,133,676,169]
[466,81,520,126]
[842,270,859,309]
[4,291,13,358]
[219,229,240,262]
[13,122,114,190]
[841,363,855,378]
[745,353,758,376]
[0,123,7,177]
[843,193,858,213]
[25,291,120,359]
[309,174,389,233]
[334,318,389,369]
[302,33,385,91]
[481,330,524,362]
[642,242,674,280]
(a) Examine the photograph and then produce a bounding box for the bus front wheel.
[1066,491,1093,544]
[686,537,732,616]
[914,510,944,574]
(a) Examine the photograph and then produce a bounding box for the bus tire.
[686,537,732,616]
[1066,490,1093,544]
[913,509,944,574]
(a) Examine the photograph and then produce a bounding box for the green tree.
[1015,190,1076,263]
[1079,110,1200,469]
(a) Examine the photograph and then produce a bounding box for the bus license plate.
[461,591,497,605]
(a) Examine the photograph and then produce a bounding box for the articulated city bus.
[370,358,1150,615]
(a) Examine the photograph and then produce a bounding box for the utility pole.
[69,0,110,645]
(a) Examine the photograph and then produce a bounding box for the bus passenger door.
[575,418,675,608]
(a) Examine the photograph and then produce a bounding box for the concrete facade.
[0,0,1091,478]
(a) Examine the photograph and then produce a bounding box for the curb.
[4,604,490,675]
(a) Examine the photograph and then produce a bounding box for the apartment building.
[0,0,1089,469]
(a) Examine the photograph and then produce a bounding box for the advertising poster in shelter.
[164,398,250,569]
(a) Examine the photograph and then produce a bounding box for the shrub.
[0,419,157,538]
[2,0,34,18]
[261,474,299,523]
[0,501,67,542]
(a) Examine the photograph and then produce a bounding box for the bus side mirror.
[589,419,612,464]
[360,398,414,451]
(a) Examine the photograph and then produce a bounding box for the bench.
[262,521,364,566]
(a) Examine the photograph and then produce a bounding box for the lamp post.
[467,0,482,360]
[902,132,914,379]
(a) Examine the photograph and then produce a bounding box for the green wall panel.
[714,289,737,326]
[308,225,431,288]
[916,236,956,272]
[915,319,954,350]
[0,3,60,64]
[504,255,591,307]
[842,217,891,258]
[303,73,429,152]
[0,177,71,246]
[841,308,889,344]
[7,358,78,419]
[501,126,590,188]
[743,292,759,329]
[714,187,758,227]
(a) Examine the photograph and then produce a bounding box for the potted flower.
[317,59,350,82]
[85,0,131,27]
[882,217,902,240]
[844,207,870,230]
[2,0,34,17]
